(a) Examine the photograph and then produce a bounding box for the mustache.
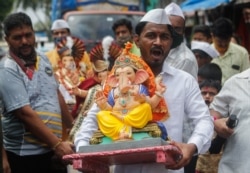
[20,43,32,48]
[205,100,210,105]
[150,46,164,54]
[17,46,37,65]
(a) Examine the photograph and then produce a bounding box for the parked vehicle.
[52,0,145,51]
[63,10,145,51]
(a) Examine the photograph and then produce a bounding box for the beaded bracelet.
[52,139,62,150]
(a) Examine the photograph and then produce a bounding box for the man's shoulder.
[38,52,53,64]
[0,55,17,69]
[175,67,195,80]
[230,43,248,54]
[170,43,196,60]
[0,55,7,65]
[224,68,250,85]
[182,44,196,59]
[164,64,194,80]
[234,68,250,79]
[45,48,57,57]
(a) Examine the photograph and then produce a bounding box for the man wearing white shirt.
[74,8,213,173]
[165,4,201,172]
[164,3,198,79]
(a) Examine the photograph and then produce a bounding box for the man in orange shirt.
[46,19,93,78]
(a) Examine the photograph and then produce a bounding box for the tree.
[14,0,52,31]
[0,0,15,41]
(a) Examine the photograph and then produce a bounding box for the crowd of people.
[0,2,250,173]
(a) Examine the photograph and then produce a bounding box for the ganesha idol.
[90,42,170,143]
[55,37,85,105]
[95,54,166,141]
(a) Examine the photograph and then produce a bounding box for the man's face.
[135,23,173,68]
[52,28,70,39]
[192,32,212,44]
[194,52,212,68]
[114,25,132,47]
[168,15,185,35]
[201,86,218,106]
[5,25,35,59]
[52,28,70,45]
[212,36,230,55]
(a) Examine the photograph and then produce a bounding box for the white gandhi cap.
[165,2,185,19]
[191,41,219,58]
[140,8,172,25]
[51,19,70,31]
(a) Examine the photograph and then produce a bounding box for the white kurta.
[210,68,250,173]
[165,42,198,80]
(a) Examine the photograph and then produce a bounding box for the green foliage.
[0,0,14,41]
[15,0,51,10]
[13,0,52,33]
[0,0,14,22]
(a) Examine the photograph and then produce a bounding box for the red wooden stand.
[63,144,182,173]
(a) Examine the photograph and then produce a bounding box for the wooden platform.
[63,138,183,173]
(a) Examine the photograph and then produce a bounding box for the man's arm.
[185,77,214,154]
[2,147,11,173]
[210,109,223,119]
[210,109,234,138]
[74,103,100,151]
[13,105,74,158]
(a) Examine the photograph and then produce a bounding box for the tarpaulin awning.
[180,0,231,12]
[235,0,250,4]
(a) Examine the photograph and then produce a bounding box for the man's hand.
[214,117,234,138]
[165,141,197,170]
[54,141,75,159]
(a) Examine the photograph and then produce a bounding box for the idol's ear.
[134,69,149,84]
[107,74,119,88]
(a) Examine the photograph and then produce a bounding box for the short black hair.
[112,18,133,33]
[3,12,33,37]
[199,79,222,92]
[198,63,222,83]
[192,25,211,38]
[211,17,233,39]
